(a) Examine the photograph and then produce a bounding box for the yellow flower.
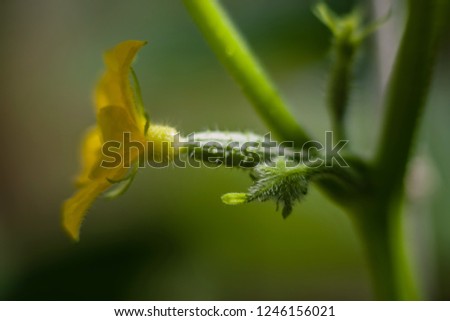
[62,40,176,241]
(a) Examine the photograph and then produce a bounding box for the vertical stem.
[375,0,442,191]
[366,0,446,300]
[327,42,355,141]
[183,0,310,146]
[353,198,419,300]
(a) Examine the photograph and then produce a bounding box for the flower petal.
[62,40,149,241]
[62,179,111,241]
[89,105,146,181]
[64,164,130,241]
[95,40,148,126]
[75,126,102,187]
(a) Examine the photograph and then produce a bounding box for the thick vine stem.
[182,0,310,147]
[375,0,444,193]
[349,192,420,300]
[360,0,446,300]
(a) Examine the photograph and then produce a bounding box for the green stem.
[352,196,419,300]
[375,0,443,192]
[327,41,355,141]
[183,0,310,146]
[365,0,446,299]
[181,131,365,186]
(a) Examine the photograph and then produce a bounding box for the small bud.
[221,193,248,205]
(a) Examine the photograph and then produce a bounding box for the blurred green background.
[0,0,449,300]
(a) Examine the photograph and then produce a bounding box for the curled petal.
[62,180,111,241]
[95,40,148,126]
